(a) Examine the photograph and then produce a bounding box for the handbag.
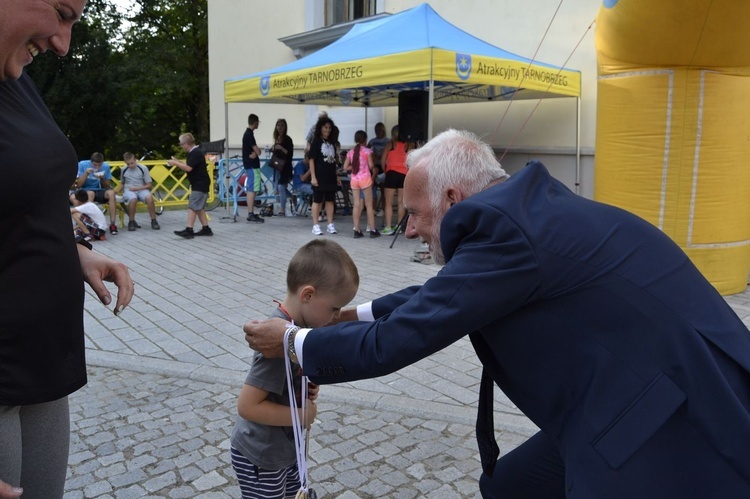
[270,150,287,172]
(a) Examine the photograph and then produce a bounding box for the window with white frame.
[326,0,377,26]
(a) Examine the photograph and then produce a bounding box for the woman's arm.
[381,143,390,170]
[367,152,375,175]
[309,158,318,186]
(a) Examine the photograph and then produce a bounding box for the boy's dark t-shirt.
[231,306,301,470]
[186,146,210,193]
[243,128,260,169]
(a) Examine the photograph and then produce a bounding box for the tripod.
[389,211,409,249]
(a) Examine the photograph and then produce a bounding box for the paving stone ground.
[65,207,750,497]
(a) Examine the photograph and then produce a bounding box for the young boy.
[231,240,360,499]
[70,189,108,241]
[168,132,213,239]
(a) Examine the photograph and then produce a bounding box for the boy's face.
[300,282,358,328]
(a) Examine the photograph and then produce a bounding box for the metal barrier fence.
[107,160,216,210]
[216,157,304,217]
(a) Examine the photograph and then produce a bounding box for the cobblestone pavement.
[65,366,527,498]
[66,208,750,497]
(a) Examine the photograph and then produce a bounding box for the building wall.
[208,0,600,196]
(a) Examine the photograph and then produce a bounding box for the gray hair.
[406,129,508,213]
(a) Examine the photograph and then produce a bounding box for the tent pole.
[222,101,236,222]
[365,105,368,135]
[428,78,434,140]
[575,96,581,196]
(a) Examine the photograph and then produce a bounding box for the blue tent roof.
[224,3,580,105]
[230,3,565,81]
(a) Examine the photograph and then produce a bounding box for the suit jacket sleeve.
[303,200,540,383]
[371,286,421,318]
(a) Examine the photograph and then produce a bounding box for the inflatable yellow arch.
[595,0,750,294]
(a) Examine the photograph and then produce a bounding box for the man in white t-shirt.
[115,152,160,231]
[71,189,108,240]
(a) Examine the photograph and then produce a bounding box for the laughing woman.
[0,1,134,497]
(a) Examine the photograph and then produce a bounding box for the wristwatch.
[286,325,300,364]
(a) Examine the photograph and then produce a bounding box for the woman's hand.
[77,245,134,316]
[0,480,22,498]
[311,178,319,187]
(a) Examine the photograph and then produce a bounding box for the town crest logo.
[456,53,472,80]
[259,75,271,96]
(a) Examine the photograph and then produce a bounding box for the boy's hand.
[303,401,318,428]
[244,318,288,357]
[308,382,319,401]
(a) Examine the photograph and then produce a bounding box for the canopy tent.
[223,3,583,189]
[225,3,581,108]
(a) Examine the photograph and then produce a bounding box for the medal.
[285,326,316,499]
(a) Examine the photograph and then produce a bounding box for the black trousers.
[479,431,565,499]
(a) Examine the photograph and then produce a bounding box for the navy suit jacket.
[302,162,750,491]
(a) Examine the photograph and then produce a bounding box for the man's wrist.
[286,325,300,363]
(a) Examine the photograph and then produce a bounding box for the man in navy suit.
[245,129,750,497]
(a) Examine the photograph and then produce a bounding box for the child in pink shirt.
[344,130,380,239]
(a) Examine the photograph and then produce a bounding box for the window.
[326,0,377,26]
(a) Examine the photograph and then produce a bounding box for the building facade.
[208,0,600,196]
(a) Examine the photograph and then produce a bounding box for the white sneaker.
[312,224,323,235]
[327,223,337,234]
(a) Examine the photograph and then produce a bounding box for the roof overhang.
[279,13,392,58]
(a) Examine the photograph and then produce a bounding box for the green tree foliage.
[28,0,124,159]
[118,0,209,159]
[27,0,209,160]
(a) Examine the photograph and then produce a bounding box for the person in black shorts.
[307,117,341,236]
[168,133,213,239]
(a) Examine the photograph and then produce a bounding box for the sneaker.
[381,226,394,235]
[151,219,160,230]
[128,220,138,231]
[109,223,119,235]
[327,223,337,234]
[376,209,384,217]
[353,230,364,239]
[276,212,286,217]
[247,213,265,223]
[312,224,323,235]
[195,226,213,236]
[370,229,381,238]
[174,227,194,239]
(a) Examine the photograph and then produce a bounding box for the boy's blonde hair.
[287,240,359,294]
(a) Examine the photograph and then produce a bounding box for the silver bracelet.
[285,325,300,364]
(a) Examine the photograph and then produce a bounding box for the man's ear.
[446,188,463,207]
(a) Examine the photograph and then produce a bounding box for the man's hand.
[0,480,22,498]
[243,317,288,357]
[77,246,134,316]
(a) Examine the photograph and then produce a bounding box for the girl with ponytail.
[343,130,380,239]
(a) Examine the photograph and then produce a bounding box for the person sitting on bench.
[116,152,160,231]
[70,152,119,235]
